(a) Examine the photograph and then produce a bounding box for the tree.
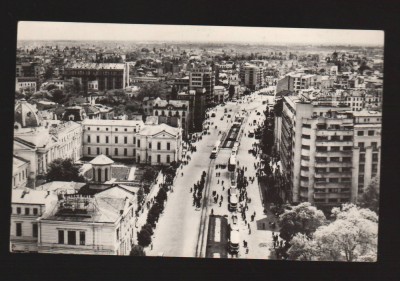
[130,245,146,256]
[44,66,54,80]
[155,188,168,205]
[46,84,58,91]
[137,228,152,247]
[65,78,82,95]
[46,158,85,182]
[137,187,145,203]
[288,204,378,262]
[358,177,380,213]
[50,89,67,104]
[137,82,168,101]
[278,202,326,241]
[142,223,154,236]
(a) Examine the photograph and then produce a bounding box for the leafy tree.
[142,166,157,183]
[46,84,58,91]
[142,223,154,236]
[358,177,380,213]
[137,187,145,203]
[137,228,152,247]
[278,202,326,241]
[137,82,168,101]
[65,78,82,95]
[50,89,67,104]
[130,245,146,256]
[46,158,85,182]
[44,66,54,80]
[155,188,168,205]
[288,204,378,262]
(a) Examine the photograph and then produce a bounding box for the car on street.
[227,114,231,118]
[257,112,261,115]
[211,113,216,117]
[248,131,254,138]
[228,195,239,211]
[228,229,240,254]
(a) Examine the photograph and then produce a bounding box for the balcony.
[317,129,353,136]
[315,150,353,157]
[314,182,352,188]
[315,141,353,146]
[315,171,352,178]
[315,161,353,168]
[300,170,309,177]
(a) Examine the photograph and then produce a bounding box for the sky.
[18,21,384,46]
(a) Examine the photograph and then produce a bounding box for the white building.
[12,155,30,189]
[10,189,58,253]
[37,186,137,255]
[82,119,144,160]
[136,123,182,165]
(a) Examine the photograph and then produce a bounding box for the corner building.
[280,96,381,209]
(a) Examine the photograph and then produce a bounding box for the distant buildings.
[64,63,130,93]
[16,62,41,78]
[277,72,317,93]
[16,77,37,92]
[189,65,215,105]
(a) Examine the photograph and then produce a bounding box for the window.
[25,208,30,215]
[17,207,21,214]
[16,223,22,236]
[87,136,91,143]
[368,130,374,136]
[79,231,86,245]
[330,146,340,152]
[358,142,364,149]
[372,153,379,162]
[329,178,339,183]
[330,157,339,162]
[149,143,152,149]
[115,148,118,156]
[330,136,340,141]
[357,131,364,136]
[342,167,351,172]
[116,228,120,240]
[359,154,365,162]
[133,137,136,144]
[115,137,118,144]
[302,134,310,139]
[372,164,378,173]
[167,155,171,163]
[88,147,91,155]
[330,168,339,172]
[167,142,171,150]
[115,128,118,131]
[124,137,127,144]
[33,208,38,215]
[157,155,161,163]
[106,136,109,143]
[138,140,141,148]
[32,223,38,238]
[371,142,378,150]
[157,142,161,150]
[106,148,109,155]
[124,148,127,156]
[316,146,327,152]
[301,145,310,150]
[124,128,127,132]
[97,136,100,143]
[343,146,352,151]
[343,136,352,141]
[301,155,310,160]
[301,166,309,171]
[302,124,311,128]
[68,231,76,245]
[343,157,351,162]
[88,127,91,131]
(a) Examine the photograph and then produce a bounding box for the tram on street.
[228,155,236,171]
[210,140,221,159]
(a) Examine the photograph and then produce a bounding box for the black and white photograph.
[10,21,383,262]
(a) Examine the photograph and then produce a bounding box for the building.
[143,97,191,139]
[344,90,365,111]
[16,77,37,92]
[136,123,182,165]
[12,155,31,189]
[213,86,229,103]
[351,110,381,202]
[189,65,215,105]
[16,62,41,78]
[174,76,190,91]
[37,186,137,255]
[279,95,382,210]
[82,119,144,160]
[64,63,129,94]
[277,73,317,93]
[10,189,58,253]
[240,64,264,91]
[49,121,83,162]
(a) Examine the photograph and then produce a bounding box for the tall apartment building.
[16,62,41,78]
[239,64,264,91]
[189,65,215,105]
[82,119,144,160]
[279,96,381,210]
[277,73,317,93]
[64,63,129,94]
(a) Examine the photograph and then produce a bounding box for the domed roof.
[14,99,44,128]
[90,154,114,165]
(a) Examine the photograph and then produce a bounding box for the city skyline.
[18,21,384,46]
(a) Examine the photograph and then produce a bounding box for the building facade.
[240,64,264,91]
[136,124,182,165]
[189,65,215,105]
[82,119,144,160]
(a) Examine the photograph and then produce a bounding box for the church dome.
[14,99,44,128]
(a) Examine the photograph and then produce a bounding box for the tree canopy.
[130,245,146,256]
[46,158,85,182]
[288,204,378,262]
[278,202,326,241]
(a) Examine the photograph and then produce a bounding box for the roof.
[82,119,144,127]
[66,62,125,70]
[352,110,382,117]
[35,181,86,193]
[12,189,57,205]
[138,123,180,136]
[90,154,114,165]
[13,155,30,171]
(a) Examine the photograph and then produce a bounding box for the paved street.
[146,91,278,258]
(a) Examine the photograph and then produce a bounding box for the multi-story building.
[82,119,144,160]
[279,95,381,210]
[240,64,264,91]
[189,65,215,105]
[10,189,58,253]
[136,123,182,165]
[16,62,41,78]
[344,90,365,111]
[37,186,137,255]
[351,110,381,202]
[174,76,190,91]
[49,121,83,162]
[277,73,317,93]
[12,155,31,189]
[213,86,229,103]
[64,63,129,94]
[15,77,37,92]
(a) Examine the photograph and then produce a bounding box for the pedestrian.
[211,208,214,215]
[150,243,153,250]
[219,201,222,207]
[217,179,219,184]
[181,172,183,177]
[253,211,256,217]
[249,228,251,235]
[246,248,249,254]
[222,186,225,191]
[248,223,250,229]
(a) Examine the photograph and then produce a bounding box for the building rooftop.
[12,189,57,205]
[35,181,86,194]
[13,155,30,171]
[82,119,144,127]
[138,123,180,136]
[66,62,125,70]
[90,154,114,165]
